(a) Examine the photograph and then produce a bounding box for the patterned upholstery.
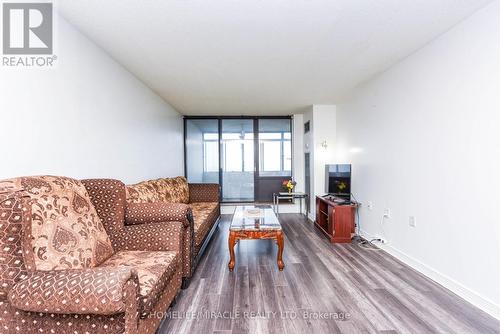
[190,202,220,250]
[0,300,129,334]
[127,177,189,204]
[112,222,183,253]
[0,189,30,299]
[82,180,194,277]
[0,176,114,271]
[125,182,160,204]
[7,267,138,315]
[188,183,220,203]
[125,202,191,227]
[0,177,184,334]
[124,202,194,278]
[101,250,178,316]
[190,202,219,247]
[137,267,182,333]
[187,184,220,254]
[124,178,220,279]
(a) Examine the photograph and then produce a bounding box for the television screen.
[325,164,351,199]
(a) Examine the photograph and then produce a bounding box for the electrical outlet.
[383,208,391,218]
[367,201,373,210]
[409,216,416,227]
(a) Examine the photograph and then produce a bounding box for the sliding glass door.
[221,119,254,201]
[184,117,292,203]
[255,119,292,201]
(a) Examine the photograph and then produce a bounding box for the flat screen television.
[325,164,351,200]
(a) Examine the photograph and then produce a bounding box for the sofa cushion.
[8,266,138,315]
[190,202,219,247]
[155,177,189,204]
[127,177,189,204]
[125,181,161,204]
[100,250,179,316]
[0,176,114,271]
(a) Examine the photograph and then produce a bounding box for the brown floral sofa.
[126,177,220,282]
[0,176,184,334]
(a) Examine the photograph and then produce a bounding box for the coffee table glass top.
[230,206,282,231]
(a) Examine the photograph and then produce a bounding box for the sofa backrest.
[126,176,189,204]
[0,176,114,271]
[81,179,128,249]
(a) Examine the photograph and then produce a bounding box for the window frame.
[183,116,293,203]
[258,130,292,176]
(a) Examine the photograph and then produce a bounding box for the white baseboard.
[219,208,500,320]
[359,229,500,320]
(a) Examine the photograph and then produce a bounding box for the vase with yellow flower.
[282,179,297,194]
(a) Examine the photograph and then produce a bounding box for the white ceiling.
[58,0,491,116]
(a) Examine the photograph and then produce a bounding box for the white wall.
[0,15,183,184]
[292,114,304,193]
[312,105,337,201]
[302,105,337,219]
[336,0,500,319]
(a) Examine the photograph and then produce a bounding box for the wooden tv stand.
[315,195,356,243]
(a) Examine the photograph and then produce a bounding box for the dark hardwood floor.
[159,214,500,334]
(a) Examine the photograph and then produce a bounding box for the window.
[185,117,292,201]
[185,119,219,184]
[258,119,292,177]
[202,133,218,172]
[221,132,254,172]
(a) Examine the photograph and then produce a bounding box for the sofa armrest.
[8,267,139,315]
[113,221,184,253]
[125,202,192,227]
[188,183,220,203]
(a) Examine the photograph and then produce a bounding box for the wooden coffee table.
[228,205,284,271]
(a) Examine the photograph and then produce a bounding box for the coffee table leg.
[276,231,285,271]
[228,231,236,272]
